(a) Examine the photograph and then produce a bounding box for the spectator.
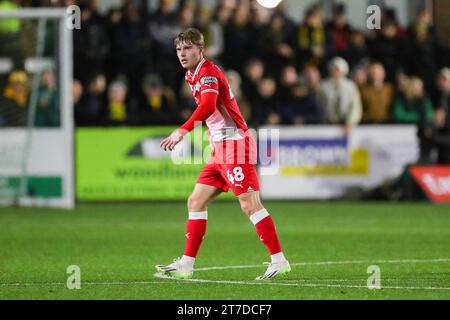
[280,80,321,125]
[326,3,351,59]
[241,58,265,108]
[426,109,450,164]
[226,69,251,121]
[76,74,106,126]
[350,64,368,88]
[256,13,295,76]
[107,1,148,97]
[139,73,177,125]
[391,77,434,162]
[369,19,406,83]
[346,30,369,69]
[1,70,29,126]
[73,79,83,115]
[88,0,105,21]
[252,77,279,126]
[296,4,329,71]
[60,0,77,7]
[179,0,196,11]
[149,0,183,91]
[360,62,395,123]
[195,5,224,63]
[73,3,110,84]
[395,70,410,99]
[179,5,195,29]
[35,70,59,127]
[300,65,322,101]
[382,7,407,38]
[423,68,450,164]
[107,79,128,125]
[212,0,235,28]
[424,111,450,164]
[407,7,436,44]
[222,3,252,72]
[272,0,297,46]
[428,116,450,164]
[105,6,123,34]
[277,65,298,107]
[249,3,269,25]
[106,7,122,35]
[392,77,434,124]
[318,57,362,133]
[405,13,438,90]
[431,68,450,111]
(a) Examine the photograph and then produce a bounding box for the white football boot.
[155,257,194,279]
[255,260,291,280]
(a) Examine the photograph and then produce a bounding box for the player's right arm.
[179,91,218,132]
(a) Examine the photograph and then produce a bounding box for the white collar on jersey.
[188,57,206,78]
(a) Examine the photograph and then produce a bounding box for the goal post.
[0,8,74,209]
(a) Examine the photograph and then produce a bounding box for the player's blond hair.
[174,28,205,49]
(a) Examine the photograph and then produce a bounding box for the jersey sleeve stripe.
[201,89,219,95]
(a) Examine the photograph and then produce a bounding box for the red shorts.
[197,130,260,196]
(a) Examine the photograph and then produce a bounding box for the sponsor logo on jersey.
[200,76,218,85]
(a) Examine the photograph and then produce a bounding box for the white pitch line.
[1,258,450,291]
[153,273,450,291]
[2,276,450,292]
[1,278,443,287]
[0,281,177,287]
[195,258,450,272]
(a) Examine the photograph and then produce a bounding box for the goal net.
[0,8,74,208]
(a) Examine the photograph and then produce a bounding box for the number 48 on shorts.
[223,164,260,196]
[197,163,260,196]
[226,167,245,185]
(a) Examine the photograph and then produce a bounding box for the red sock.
[183,211,208,258]
[250,209,282,255]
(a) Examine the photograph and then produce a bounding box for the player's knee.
[240,201,258,218]
[187,195,207,212]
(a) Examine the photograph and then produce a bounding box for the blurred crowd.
[0,0,450,162]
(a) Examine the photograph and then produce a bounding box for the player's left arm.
[160,75,219,151]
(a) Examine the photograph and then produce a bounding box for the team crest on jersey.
[190,82,201,95]
[200,76,218,85]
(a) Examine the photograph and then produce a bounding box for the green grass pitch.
[1,201,450,299]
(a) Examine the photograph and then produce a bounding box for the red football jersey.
[185,58,249,142]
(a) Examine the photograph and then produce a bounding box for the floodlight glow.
[256,0,282,9]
